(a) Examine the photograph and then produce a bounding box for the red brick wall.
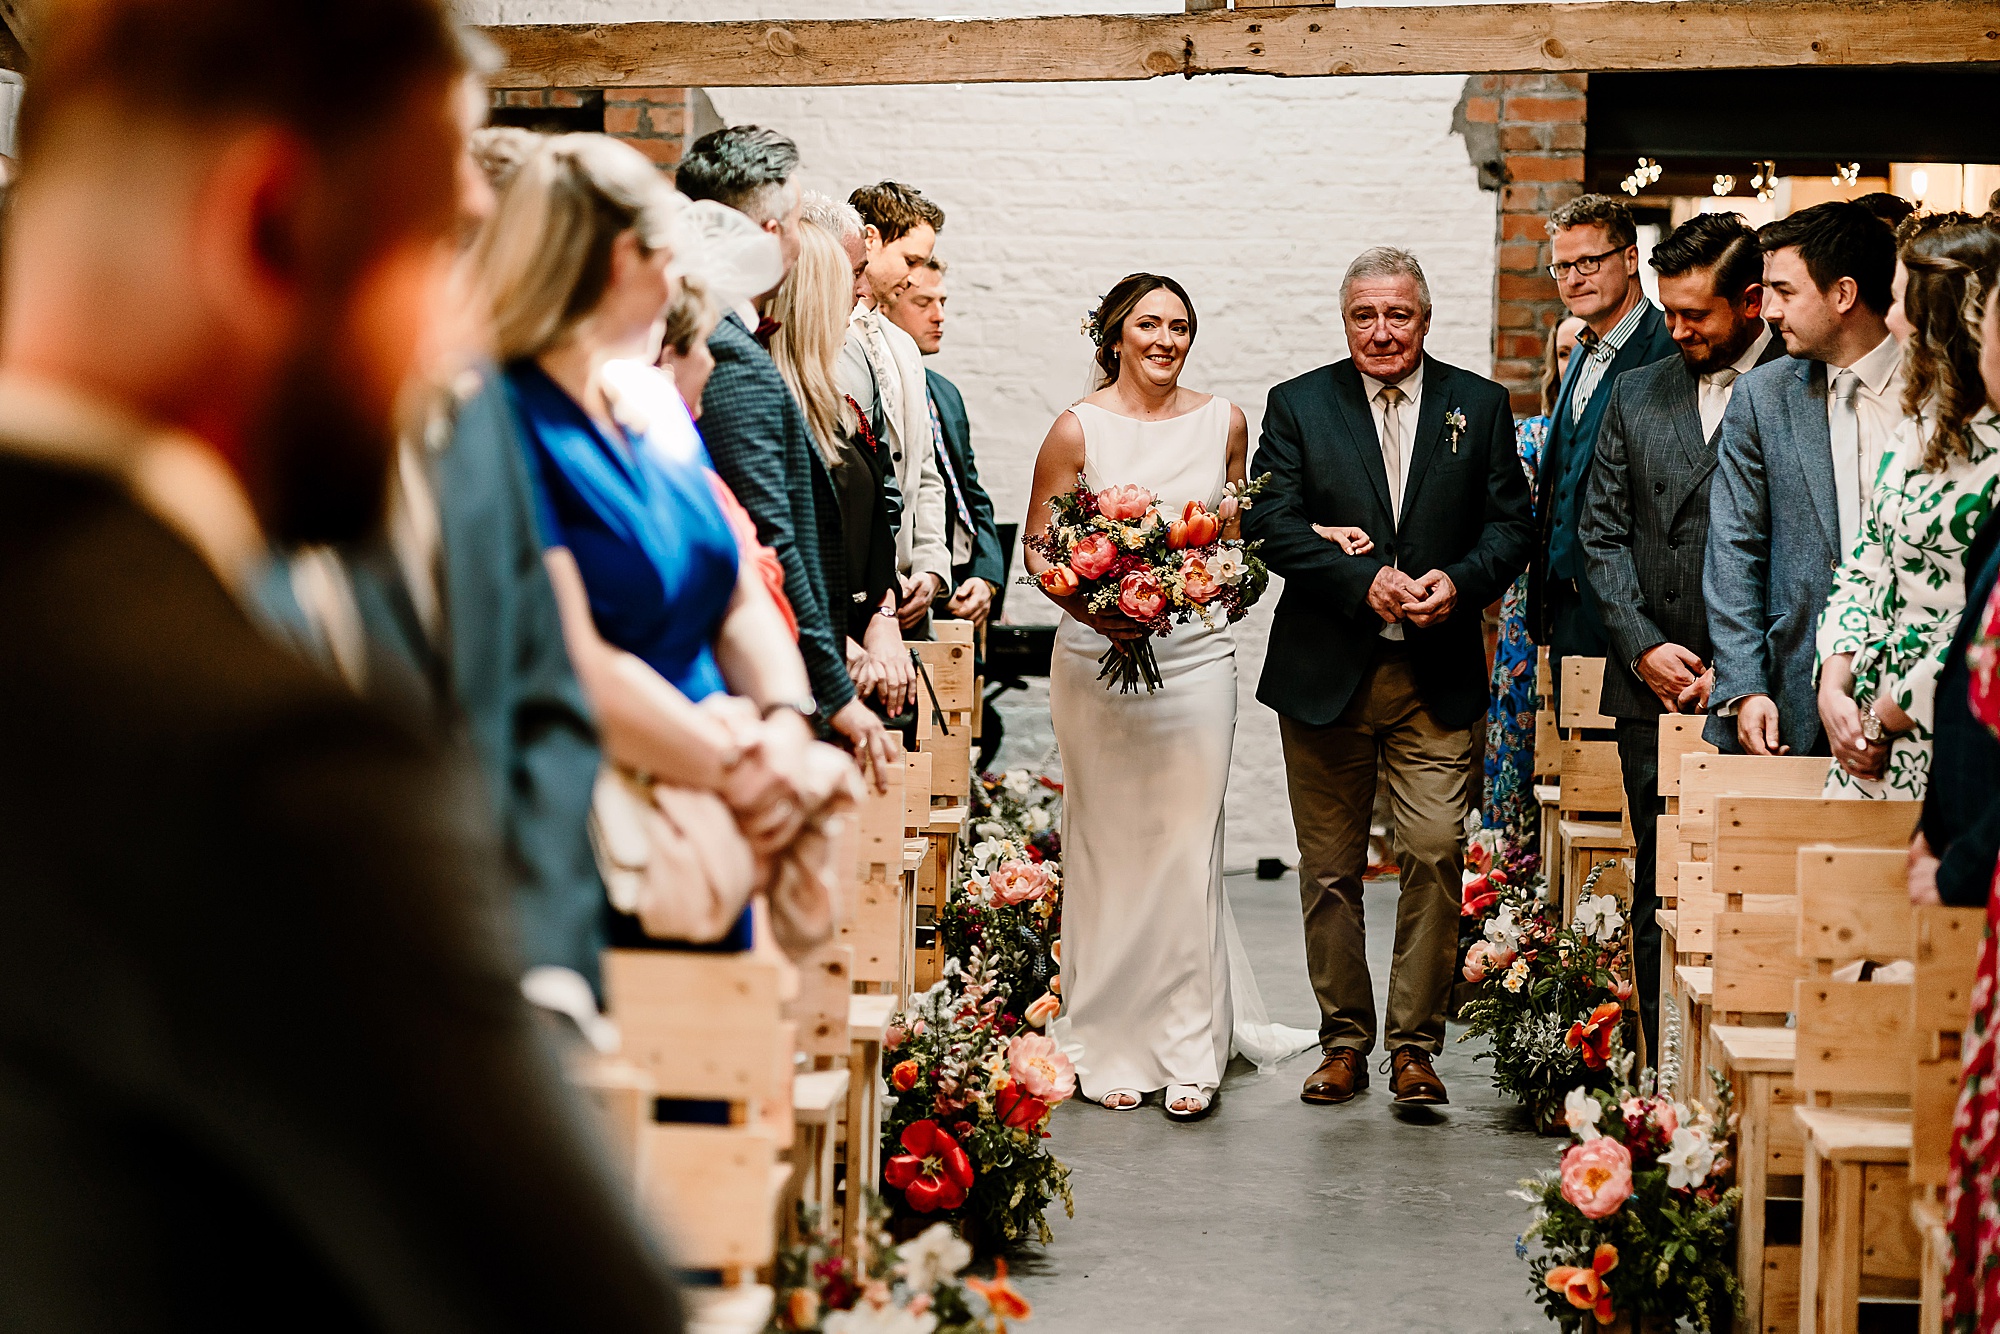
[605,88,691,169]
[1476,72,1587,418]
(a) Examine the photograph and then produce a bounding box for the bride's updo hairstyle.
[1090,272,1198,384]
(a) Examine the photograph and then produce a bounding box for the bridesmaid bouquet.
[1025,476,1271,692]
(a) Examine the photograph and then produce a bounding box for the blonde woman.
[474,133,832,949]
[768,220,916,718]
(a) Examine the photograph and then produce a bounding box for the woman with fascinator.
[1022,275,1316,1120]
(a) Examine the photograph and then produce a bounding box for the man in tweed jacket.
[680,127,891,765]
[1579,213,1781,1053]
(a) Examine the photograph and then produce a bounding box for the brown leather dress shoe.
[1301,1048,1367,1104]
[1388,1047,1448,1105]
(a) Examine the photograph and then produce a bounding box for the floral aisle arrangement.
[881,948,1077,1247]
[771,1208,1034,1333]
[948,770,1064,1022]
[1458,857,1635,1131]
[1515,1068,1742,1332]
[1025,476,1270,691]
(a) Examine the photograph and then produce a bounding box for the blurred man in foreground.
[0,1,683,1327]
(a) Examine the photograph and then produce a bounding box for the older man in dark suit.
[0,2,684,1326]
[1528,194,1678,703]
[677,127,893,777]
[1249,248,1533,1110]
[1580,212,1781,1053]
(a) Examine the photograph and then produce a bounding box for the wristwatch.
[761,697,818,724]
[1859,700,1887,743]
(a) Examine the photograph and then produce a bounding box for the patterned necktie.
[928,392,974,539]
[859,311,903,443]
[1378,384,1405,529]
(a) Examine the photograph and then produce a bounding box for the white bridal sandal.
[1163,1084,1214,1122]
[1101,1089,1144,1111]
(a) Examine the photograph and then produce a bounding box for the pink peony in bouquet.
[1026,476,1270,691]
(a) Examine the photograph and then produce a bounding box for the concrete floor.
[988,693,1554,1333]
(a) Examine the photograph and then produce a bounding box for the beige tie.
[1378,384,1405,527]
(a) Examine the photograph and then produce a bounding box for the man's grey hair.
[800,190,862,242]
[1340,247,1432,312]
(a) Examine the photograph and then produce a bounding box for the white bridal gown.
[1047,396,1316,1101]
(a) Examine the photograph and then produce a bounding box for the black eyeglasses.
[1547,247,1629,281]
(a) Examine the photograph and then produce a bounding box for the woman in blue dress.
[477,133,826,950]
[1483,315,1584,861]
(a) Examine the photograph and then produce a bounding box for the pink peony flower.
[1068,532,1119,581]
[1180,553,1221,604]
[1485,943,1518,971]
[1560,1136,1634,1219]
[1463,941,1492,982]
[989,859,1054,906]
[1117,570,1167,620]
[1007,1032,1077,1105]
[1095,483,1155,521]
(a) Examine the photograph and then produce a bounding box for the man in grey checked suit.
[1703,201,1900,762]
[1580,213,1782,1055]
[676,127,893,771]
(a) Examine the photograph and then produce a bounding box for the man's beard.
[1681,321,1760,376]
[256,346,398,548]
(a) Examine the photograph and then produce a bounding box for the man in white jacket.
[835,182,954,629]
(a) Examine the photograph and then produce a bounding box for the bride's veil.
[1222,894,1320,1069]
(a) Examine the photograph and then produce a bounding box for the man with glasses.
[1527,194,1677,706]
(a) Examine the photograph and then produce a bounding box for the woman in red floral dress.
[1945,561,2000,1329]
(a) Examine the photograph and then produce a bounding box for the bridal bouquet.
[1026,476,1271,692]
[1458,858,1634,1133]
[881,948,1076,1249]
[1515,1062,1741,1332]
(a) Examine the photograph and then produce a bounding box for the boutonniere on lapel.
[1445,407,1468,454]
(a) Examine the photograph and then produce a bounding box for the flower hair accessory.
[1080,301,1105,347]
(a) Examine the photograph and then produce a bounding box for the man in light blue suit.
[1702,201,1900,760]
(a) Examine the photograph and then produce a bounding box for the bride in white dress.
[1024,274,1315,1120]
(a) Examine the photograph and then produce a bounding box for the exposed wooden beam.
[480,0,2000,90]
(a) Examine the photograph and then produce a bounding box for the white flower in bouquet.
[1575,893,1625,945]
[825,1302,939,1334]
[1485,903,1521,951]
[1022,806,1051,833]
[1501,958,1531,993]
[1563,1087,1603,1141]
[970,839,1005,870]
[1001,770,1034,797]
[897,1223,973,1292]
[1209,547,1245,585]
[1660,1125,1716,1189]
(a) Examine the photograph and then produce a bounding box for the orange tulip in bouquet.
[1026,476,1270,692]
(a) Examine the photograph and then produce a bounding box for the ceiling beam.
[479,0,2000,90]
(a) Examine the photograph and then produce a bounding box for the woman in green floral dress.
[1818,223,2000,801]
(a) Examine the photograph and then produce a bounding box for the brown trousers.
[1279,644,1471,1056]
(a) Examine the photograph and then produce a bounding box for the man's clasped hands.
[1314,524,1458,630]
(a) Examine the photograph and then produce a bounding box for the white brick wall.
[460,0,1501,861]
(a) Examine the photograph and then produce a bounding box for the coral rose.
[989,859,1053,906]
[1007,1032,1077,1105]
[891,1059,920,1092]
[1116,570,1166,620]
[1023,992,1061,1028]
[1565,1001,1624,1071]
[1179,500,1221,546]
[1560,1137,1634,1219]
[883,1120,974,1212]
[1180,553,1221,604]
[1095,483,1155,521]
[1039,565,1079,596]
[1544,1243,1618,1323]
[1068,532,1118,581]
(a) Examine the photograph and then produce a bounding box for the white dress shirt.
[1568,298,1650,423]
[1698,324,1772,441]
[1360,362,1424,639]
[1827,332,1905,556]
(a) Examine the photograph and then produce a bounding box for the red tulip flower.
[1565,1001,1624,1070]
[1460,873,1498,918]
[883,1120,974,1212]
[1166,518,1191,550]
[994,1077,1050,1130]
